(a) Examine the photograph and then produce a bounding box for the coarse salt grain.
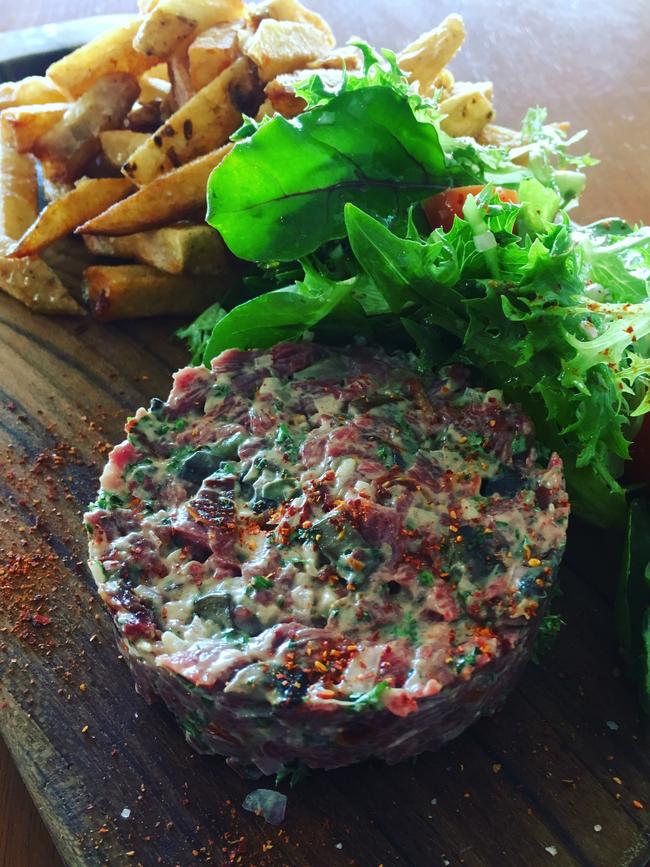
[545,846,558,856]
[606,720,619,731]
[594,825,602,832]
[121,808,131,819]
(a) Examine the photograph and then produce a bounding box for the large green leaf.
[207,86,450,262]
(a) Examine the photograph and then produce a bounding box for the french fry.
[0,134,38,241]
[477,123,521,149]
[433,68,455,97]
[142,62,171,82]
[83,263,220,319]
[126,100,166,133]
[0,77,65,111]
[78,145,232,235]
[247,0,335,45]
[0,136,82,314]
[259,68,343,119]
[241,18,333,82]
[439,82,494,139]
[83,223,228,274]
[122,58,255,185]
[100,130,150,168]
[33,73,140,184]
[0,255,84,314]
[43,237,99,300]
[10,178,134,258]
[305,46,361,70]
[1,104,69,153]
[398,14,466,95]
[168,49,196,108]
[47,21,160,99]
[134,0,245,59]
[188,23,242,91]
[138,74,172,103]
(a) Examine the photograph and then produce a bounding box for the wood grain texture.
[0,2,649,866]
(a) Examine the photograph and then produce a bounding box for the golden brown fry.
[47,21,160,99]
[83,263,219,319]
[1,103,69,153]
[246,0,334,44]
[188,23,242,91]
[122,58,255,185]
[10,178,134,258]
[100,130,150,168]
[477,123,521,149]
[242,18,333,82]
[439,82,494,139]
[0,134,38,241]
[33,73,140,184]
[83,223,228,274]
[0,77,65,111]
[78,145,232,235]
[433,68,455,96]
[398,14,466,95]
[43,237,98,300]
[259,67,343,119]
[138,73,172,103]
[0,136,83,314]
[168,48,197,108]
[305,46,361,70]
[0,255,84,314]
[135,0,245,59]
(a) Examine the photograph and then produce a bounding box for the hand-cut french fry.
[100,130,150,168]
[439,82,494,139]
[122,58,255,185]
[247,0,334,45]
[188,23,242,91]
[126,100,166,132]
[168,49,196,109]
[138,74,172,103]
[0,254,84,314]
[305,46,361,70]
[477,123,520,149]
[398,14,465,95]
[33,73,140,184]
[259,67,343,119]
[0,137,82,314]
[1,104,69,153]
[83,263,220,319]
[83,223,228,274]
[134,0,245,59]
[433,68,455,97]
[10,178,134,258]
[43,237,98,300]
[0,134,38,241]
[47,21,160,99]
[0,77,65,111]
[78,145,232,235]
[142,62,171,82]
[241,18,333,82]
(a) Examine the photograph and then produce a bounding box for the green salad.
[178,43,650,706]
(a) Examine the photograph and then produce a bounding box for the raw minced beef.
[84,342,569,773]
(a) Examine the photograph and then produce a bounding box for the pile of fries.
[0,0,509,320]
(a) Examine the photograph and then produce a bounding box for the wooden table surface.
[1,2,649,867]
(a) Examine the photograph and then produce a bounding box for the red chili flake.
[31,613,52,627]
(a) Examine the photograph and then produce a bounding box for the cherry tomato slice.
[423,185,519,232]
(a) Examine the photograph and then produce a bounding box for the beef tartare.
[84,342,569,773]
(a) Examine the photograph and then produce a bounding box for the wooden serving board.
[1,2,650,865]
